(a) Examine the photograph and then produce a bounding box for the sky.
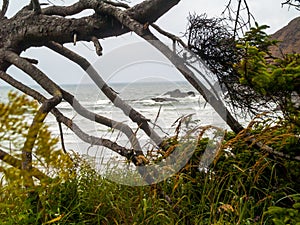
[1,0,300,86]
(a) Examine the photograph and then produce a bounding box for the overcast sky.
[1,0,299,86]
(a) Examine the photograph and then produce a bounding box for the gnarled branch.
[4,51,62,97]
[0,0,9,18]
[0,67,142,152]
[151,23,187,49]
[46,41,164,146]
[42,1,87,16]
[100,2,244,134]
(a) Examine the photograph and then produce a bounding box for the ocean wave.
[95,99,112,105]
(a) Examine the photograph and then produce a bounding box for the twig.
[91,36,103,56]
[152,105,162,129]
[58,122,67,154]
[151,24,187,49]
[233,0,242,37]
[103,0,130,9]
[21,57,39,64]
[0,0,9,18]
[30,0,42,14]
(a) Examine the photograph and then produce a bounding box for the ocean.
[1,81,235,184]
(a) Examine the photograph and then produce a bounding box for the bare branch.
[91,36,103,56]
[100,2,244,134]
[0,70,142,153]
[61,90,142,151]
[233,0,242,37]
[21,57,39,64]
[222,0,255,36]
[151,24,187,48]
[0,0,181,55]
[4,51,62,97]
[0,0,9,18]
[126,0,181,24]
[0,69,142,152]
[103,0,130,9]
[42,1,87,16]
[282,0,300,10]
[46,41,164,146]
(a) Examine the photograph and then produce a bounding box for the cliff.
[270,16,300,57]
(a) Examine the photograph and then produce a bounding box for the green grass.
[1,140,299,225]
[0,92,299,224]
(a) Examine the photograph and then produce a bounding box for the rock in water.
[164,89,195,98]
[151,97,178,102]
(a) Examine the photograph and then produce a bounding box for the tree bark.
[0,0,248,188]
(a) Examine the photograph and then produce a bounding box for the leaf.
[43,214,64,224]
[218,204,234,212]
[293,203,300,209]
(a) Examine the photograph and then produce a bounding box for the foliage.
[0,93,299,224]
[187,16,300,119]
[0,92,74,224]
[186,14,245,110]
[264,195,300,225]
[235,23,300,124]
[186,16,275,115]
[187,13,237,76]
[0,92,73,179]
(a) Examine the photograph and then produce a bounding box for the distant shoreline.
[0,80,190,88]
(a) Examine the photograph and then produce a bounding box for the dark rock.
[151,97,178,102]
[164,89,195,98]
[187,91,195,97]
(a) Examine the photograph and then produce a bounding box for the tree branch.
[100,2,245,134]
[0,0,181,55]
[0,68,142,152]
[91,36,103,56]
[103,0,130,9]
[42,1,87,16]
[0,148,51,181]
[61,90,142,151]
[0,71,143,160]
[0,0,9,18]
[29,0,42,14]
[46,41,164,147]
[151,24,187,48]
[4,51,62,97]
[22,95,62,175]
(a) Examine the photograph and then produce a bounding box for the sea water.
[0,81,232,171]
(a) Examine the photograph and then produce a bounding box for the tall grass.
[1,138,298,225]
[0,93,299,224]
